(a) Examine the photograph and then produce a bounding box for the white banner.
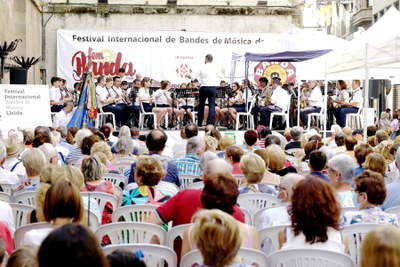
[57,30,282,87]
[0,85,52,136]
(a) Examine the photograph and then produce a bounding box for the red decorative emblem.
[176,63,192,79]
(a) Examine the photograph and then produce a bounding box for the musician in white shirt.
[96,75,123,128]
[259,78,290,127]
[152,80,179,129]
[300,80,323,126]
[53,100,75,128]
[49,77,66,112]
[337,80,363,127]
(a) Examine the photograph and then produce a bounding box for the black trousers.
[197,86,216,126]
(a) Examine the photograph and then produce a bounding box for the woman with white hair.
[327,154,357,207]
[19,148,47,191]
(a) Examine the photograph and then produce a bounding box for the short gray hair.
[186,136,205,155]
[280,173,305,199]
[290,127,303,141]
[200,152,218,172]
[328,154,355,184]
[114,136,134,155]
[319,146,335,161]
[118,125,131,138]
[204,158,233,178]
[75,129,92,148]
[38,143,58,163]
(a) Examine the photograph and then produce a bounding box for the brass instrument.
[300,83,310,108]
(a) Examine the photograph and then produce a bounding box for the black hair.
[146,130,168,152]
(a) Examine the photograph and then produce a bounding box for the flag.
[67,72,98,129]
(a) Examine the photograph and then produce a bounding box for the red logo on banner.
[71,47,136,81]
[254,62,296,86]
[176,63,192,79]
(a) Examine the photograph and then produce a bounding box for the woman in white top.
[278,177,348,253]
[219,82,246,128]
[177,82,195,124]
[152,80,179,128]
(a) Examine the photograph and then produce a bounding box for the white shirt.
[3,158,26,182]
[254,205,290,230]
[53,109,74,128]
[22,227,53,246]
[49,86,62,103]
[153,89,170,106]
[0,167,20,191]
[271,86,290,111]
[111,86,124,104]
[193,62,223,86]
[138,87,151,103]
[96,85,110,108]
[173,139,188,159]
[308,86,323,107]
[350,88,362,108]
[0,201,15,236]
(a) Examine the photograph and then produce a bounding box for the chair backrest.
[0,183,15,196]
[0,192,12,203]
[246,94,257,114]
[285,94,292,113]
[115,157,136,164]
[234,174,245,187]
[269,248,355,267]
[258,224,289,254]
[239,208,252,225]
[181,248,268,267]
[385,206,400,216]
[102,173,128,189]
[9,203,35,228]
[80,192,118,219]
[186,181,204,190]
[13,191,36,207]
[112,205,158,223]
[252,206,276,228]
[237,194,278,217]
[179,174,199,190]
[166,223,192,250]
[13,222,51,249]
[340,206,359,217]
[342,223,385,265]
[86,209,101,231]
[103,244,177,267]
[111,162,132,176]
[94,222,166,245]
[357,98,364,113]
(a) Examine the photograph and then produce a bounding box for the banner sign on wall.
[57,30,297,87]
[0,85,52,136]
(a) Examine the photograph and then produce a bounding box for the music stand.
[216,86,234,128]
[176,88,198,126]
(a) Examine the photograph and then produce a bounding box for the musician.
[110,75,131,126]
[128,78,141,126]
[49,76,68,112]
[331,80,349,127]
[230,81,253,129]
[177,83,195,125]
[335,80,362,127]
[96,75,123,128]
[259,78,290,127]
[138,77,153,112]
[152,80,179,129]
[252,77,269,127]
[300,80,323,126]
[219,82,245,128]
[53,100,75,128]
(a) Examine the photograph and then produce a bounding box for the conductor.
[186,54,224,126]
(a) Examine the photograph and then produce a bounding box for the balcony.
[352,7,372,28]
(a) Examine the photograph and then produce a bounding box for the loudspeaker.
[10,68,27,84]
[368,79,380,99]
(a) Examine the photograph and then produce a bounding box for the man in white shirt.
[187,54,224,126]
[53,100,75,128]
[252,77,270,127]
[300,80,323,126]
[111,76,131,126]
[259,78,290,128]
[49,76,65,112]
[338,80,363,127]
[96,75,123,128]
[0,142,20,191]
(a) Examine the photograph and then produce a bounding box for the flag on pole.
[67,72,98,129]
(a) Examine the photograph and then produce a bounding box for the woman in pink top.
[225,145,244,175]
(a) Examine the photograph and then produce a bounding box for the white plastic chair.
[186,181,204,190]
[166,223,192,250]
[94,222,166,245]
[270,94,292,130]
[237,194,278,218]
[139,101,157,130]
[179,174,199,190]
[111,162,133,176]
[0,192,12,203]
[112,205,158,223]
[102,173,128,188]
[10,203,35,228]
[181,248,268,267]
[346,98,364,129]
[385,206,400,216]
[80,192,118,219]
[102,244,177,267]
[234,174,245,187]
[99,106,117,129]
[115,156,136,164]
[13,222,51,249]
[341,206,359,217]
[252,206,276,228]
[0,183,15,196]
[307,96,327,131]
[239,208,252,225]
[13,191,36,207]
[86,209,101,231]
[268,248,355,267]
[236,95,256,130]
[342,223,384,265]
[258,224,289,254]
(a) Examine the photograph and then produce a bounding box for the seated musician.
[219,82,246,128]
[96,75,123,128]
[332,80,350,127]
[251,77,270,127]
[128,79,141,127]
[229,82,253,129]
[110,76,130,126]
[177,83,195,125]
[299,80,323,127]
[334,80,362,127]
[152,80,179,129]
[49,76,71,112]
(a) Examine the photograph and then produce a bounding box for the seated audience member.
[113,136,135,159]
[285,126,303,150]
[196,152,219,181]
[216,135,235,158]
[278,177,347,253]
[205,127,222,142]
[173,124,198,159]
[354,143,373,177]
[257,126,271,149]
[22,180,85,246]
[37,224,109,267]
[387,143,400,172]
[328,154,356,207]
[363,152,388,181]
[65,129,92,164]
[204,136,218,152]
[90,141,118,173]
[107,250,147,267]
[56,126,75,152]
[360,226,400,267]
[122,155,173,206]
[3,138,26,180]
[0,200,15,237]
[174,136,204,177]
[266,144,297,176]
[181,173,259,258]
[333,133,347,154]
[352,129,364,141]
[37,143,59,166]
[224,145,244,175]
[343,135,358,159]
[342,170,400,226]
[264,134,281,147]
[240,129,259,153]
[254,149,281,185]
[238,153,276,195]
[0,142,20,190]
[5,245,37,267]
[19,148,47,191]
[52,130,69,165]
[298,140,324,173]
[128,129,179,187]
[99,125,113,146]
[375,129,390,148]
[308,150,329,182]
[66,126,78,145]
[382,149,400,210]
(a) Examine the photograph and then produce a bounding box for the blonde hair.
[91,141,113,160]
[239,153,265,184]
[135,155,165,186]
[218,136,235,151]
[265,144,286,171]
[204,136,218,152]
[6,245,37,267]
[22,148,46,177]
[379,140,393,160]
[81,155,103,182]
[363,152,387,177]
[63,165,84,189]
[360,226,400,267]
[192,209,241,267]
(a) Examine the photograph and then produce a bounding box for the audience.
[253,149,281,185]
[308,150,329,181]
[266,144,297,176]
[354,143,373,177]
[224,145,244,175]
[285,126,303,150]
[174,136,205,177]
[5,245,37,267]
